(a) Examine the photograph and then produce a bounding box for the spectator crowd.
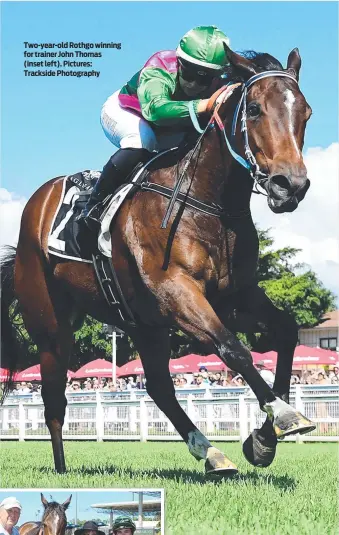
[5,365,339,395]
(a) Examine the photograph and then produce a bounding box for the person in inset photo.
[112,517,136,535]
[0,497,22,535]
[75,521,106,535]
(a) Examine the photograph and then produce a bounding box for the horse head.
[40,495,72,535]
[221,44,312,213]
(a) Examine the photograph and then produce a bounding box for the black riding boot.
[76,147,152,230]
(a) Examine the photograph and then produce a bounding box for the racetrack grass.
[1,441,337,534]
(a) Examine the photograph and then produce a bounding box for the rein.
[160,69,298,228]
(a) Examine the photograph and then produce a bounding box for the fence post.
[3,406,9,431]
[186,394,196,426]
[139,398,148,442]
[238,395,248,443]
[129,391,137,433]
[96,391,104,442]
[294,384,304,444]
[18,401,25,442]
[204,389,214,434]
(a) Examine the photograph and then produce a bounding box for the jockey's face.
[178,60,217,96]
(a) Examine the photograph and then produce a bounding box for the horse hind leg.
[15,249,75,473]
[228,285,315,467]
[131,326,238,477]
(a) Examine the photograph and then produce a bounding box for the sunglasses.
[178,60,218,83]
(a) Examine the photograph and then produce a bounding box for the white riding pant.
[100,90,185,152]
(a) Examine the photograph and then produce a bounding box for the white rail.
[1,386,338,442]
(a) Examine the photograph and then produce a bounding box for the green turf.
[1,441,337,534]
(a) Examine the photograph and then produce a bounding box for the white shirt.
[0,525,20,535]
[260,369,275,385]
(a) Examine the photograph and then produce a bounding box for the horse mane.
[225,50,284,81]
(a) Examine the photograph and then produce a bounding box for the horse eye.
[247,103,261,118]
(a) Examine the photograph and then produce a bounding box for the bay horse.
[19,494,71,535]
[1,45,315,475]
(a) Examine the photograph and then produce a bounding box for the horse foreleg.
[131,326,238,476]
[226,284,315,466]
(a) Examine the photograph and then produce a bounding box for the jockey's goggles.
[178,59,219,83]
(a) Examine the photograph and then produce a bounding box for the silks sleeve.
[137,67,200,127]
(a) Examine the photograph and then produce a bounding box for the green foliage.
[260,271,336,328]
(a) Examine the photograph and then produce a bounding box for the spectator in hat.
[0,497,22,535]
[74,521,106,535]
[256,361,275,388]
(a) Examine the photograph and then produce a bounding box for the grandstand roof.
[91,501,161,512]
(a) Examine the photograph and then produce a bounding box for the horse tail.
[1,246,22,402]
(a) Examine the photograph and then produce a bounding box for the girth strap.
[141,182,224,218]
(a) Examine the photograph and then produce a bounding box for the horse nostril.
[270,174,291,193]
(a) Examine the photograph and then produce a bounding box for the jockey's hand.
[206,83,242,114]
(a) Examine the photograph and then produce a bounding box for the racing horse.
[1,44,315,475]
[19,494,71,535]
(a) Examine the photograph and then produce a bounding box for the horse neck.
[187,127,253,212]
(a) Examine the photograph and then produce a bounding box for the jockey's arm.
[137,67,208,127]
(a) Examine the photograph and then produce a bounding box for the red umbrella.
[254,345,338,369]
[168,360,190,373]
[14,365,77,382]
[15,365,42,381]
[73,358,118,378]
[292,345,338,366]
[251,351,277,370]
[174,354,227,372]
[0,368,10,382]
[118,359,144,376]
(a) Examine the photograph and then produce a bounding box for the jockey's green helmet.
[176,25,230,75]
[112,517,136,534]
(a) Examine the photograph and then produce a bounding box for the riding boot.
[76,148,152,231]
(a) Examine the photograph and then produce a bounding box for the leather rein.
[157,70,298,229]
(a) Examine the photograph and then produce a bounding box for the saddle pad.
[47,169,143,262]
[48,171,100,262]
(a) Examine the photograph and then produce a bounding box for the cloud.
[251,143,339,300]
[0,188,27,248]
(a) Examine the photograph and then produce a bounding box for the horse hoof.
[205,447,238,477]
[242,429,277,467]
[273,411,316,439]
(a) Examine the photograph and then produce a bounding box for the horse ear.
[223,42,257,77]
[41,494,49,508]
[287,48,301,81]
[62,495,72,510]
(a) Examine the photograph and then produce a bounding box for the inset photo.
[0,490,163,535]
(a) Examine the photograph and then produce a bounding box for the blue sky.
[1,1,338,199]
[0,490,161,525]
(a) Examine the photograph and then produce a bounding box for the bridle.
[159,70,299,228]
[212,70,298,187]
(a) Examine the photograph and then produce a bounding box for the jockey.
[77,25,232,229]
[112,516,136,535]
